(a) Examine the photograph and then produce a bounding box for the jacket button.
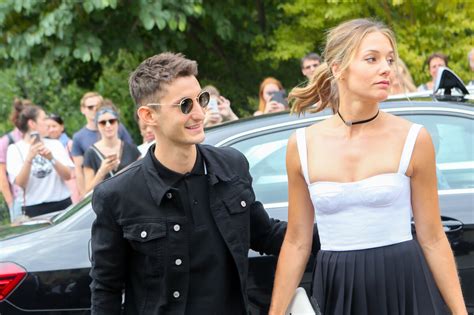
[240,200,246,207]
[173,291,180,298]
[175,258,182,266]
[166,192,173,199]
[140,231,147,238]
[173,224,180,232]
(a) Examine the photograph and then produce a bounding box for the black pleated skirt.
[312,239,449,315]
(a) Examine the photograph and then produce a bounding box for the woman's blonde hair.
[392,59,416,94]
[258,77,284,113]
[290,18,398,114]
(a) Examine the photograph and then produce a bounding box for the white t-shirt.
[7,138,74,206]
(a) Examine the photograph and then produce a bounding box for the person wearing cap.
[82,100,140,193]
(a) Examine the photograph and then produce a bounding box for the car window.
[231,129,293,204]
[404,114,474,190]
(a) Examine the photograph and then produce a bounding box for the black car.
[1,100,473,314]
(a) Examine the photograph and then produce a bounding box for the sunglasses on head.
[146,91,210,114]
[97,118,118,126]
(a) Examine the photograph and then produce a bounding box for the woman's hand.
[25,139,43,163]
[264,101,286,114]
[98,155,120,176]
[37,143,53,161]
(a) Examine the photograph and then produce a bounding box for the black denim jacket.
[90,145,288,314]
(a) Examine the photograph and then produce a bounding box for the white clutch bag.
[285,287,316,315]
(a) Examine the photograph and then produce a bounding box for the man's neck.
[85,120,97,131]
[154,143,197,174]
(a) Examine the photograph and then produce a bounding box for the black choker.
[337,110,379,126]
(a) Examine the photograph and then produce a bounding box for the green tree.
[254,0,474,87]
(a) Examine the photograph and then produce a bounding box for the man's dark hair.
[300,52,322,68]
[426,52,448,68]
[129,52,198,107]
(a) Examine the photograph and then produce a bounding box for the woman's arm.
[84,156,119,194]
[269,133,315,315]
[411,128,466,315]
[84,166,106,194]
[0,163,13,208]
[38,143,71,181]
[14,141,42,190]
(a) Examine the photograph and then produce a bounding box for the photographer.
[6,105,74,218]
[203,85,238,127]
[254,77,288,116]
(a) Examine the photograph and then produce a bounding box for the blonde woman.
[269,19,466,315]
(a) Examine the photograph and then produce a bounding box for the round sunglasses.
[146,91,210,114]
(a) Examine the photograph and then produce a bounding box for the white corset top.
[296,124,422,251]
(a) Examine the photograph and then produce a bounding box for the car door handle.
[441,216,463,233]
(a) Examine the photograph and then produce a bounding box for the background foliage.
[0,0,472,140]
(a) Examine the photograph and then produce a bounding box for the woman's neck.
[99,137,120,148]
[337,99,379,123]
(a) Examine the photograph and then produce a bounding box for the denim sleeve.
[235,151,287,256]
[90,186,126,314]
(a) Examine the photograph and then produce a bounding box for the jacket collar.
[142,144,235,205]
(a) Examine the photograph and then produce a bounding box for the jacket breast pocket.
[224,187,255,212]
[123,222,167,275]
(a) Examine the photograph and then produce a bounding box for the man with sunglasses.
[90,53,316,314]
[301,52,322,81]
[71,92,134,198]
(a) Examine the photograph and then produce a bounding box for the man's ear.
[137,106,158,126]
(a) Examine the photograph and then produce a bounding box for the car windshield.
[0,194,92,241]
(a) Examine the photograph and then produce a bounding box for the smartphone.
[208,98,219,113]
[270,90,288,107]
[30,132,41,144]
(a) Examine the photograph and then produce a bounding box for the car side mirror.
[433,67,469,102]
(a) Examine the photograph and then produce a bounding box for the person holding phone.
[254,77,288,116]
[6,104,74,218]
[83,100,140,193]
[203,85,238,127]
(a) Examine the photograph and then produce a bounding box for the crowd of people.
[1,43,472,224]
[0,94,147,223]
